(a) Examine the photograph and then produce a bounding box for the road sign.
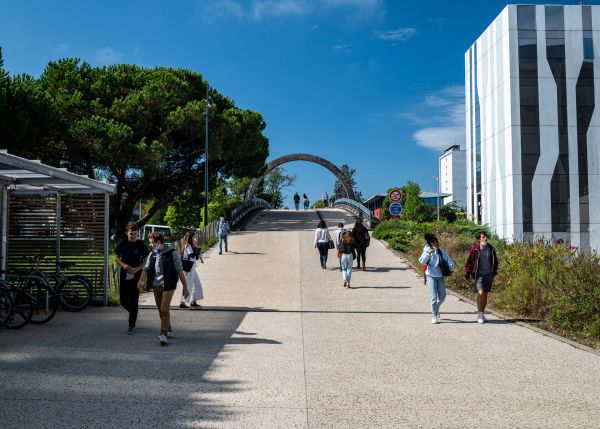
[389,202,403,217]
[388,188,403,203]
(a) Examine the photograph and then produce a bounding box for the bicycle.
[0,273,34,329]
[22,255,92,312]
[9,272,58,325]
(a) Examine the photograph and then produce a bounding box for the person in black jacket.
[352,218,370,270]
[115,223,149,335]
[138,232,189,345]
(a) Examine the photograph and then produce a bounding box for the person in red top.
[464,231,498,324]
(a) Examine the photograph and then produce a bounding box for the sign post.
[387,188,403,218]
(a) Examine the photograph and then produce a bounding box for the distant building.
[419,191,450,208]
[364,194,386,220]
[466,4,600,252]
[439,145,466,208]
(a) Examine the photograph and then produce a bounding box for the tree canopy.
[1,54,269,236]
[333,163,362,202]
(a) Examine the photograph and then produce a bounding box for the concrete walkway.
[2,209,600,428]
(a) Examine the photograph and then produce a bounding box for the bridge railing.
[332,198,380,229]
[230,197,271,229]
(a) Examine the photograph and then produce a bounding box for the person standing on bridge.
[314,219,331,269]
[293,192,300,210]
[340,230,356,288]
[303,194,309,210]
[323,191,329,208]
[419,233,455,324]
[352,218,370,270]
[464,231,498,324]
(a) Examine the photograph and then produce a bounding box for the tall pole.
[433,175,440,221]
[204,84,209,227]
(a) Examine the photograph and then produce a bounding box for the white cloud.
[95,47,123,65]
[374,27,417,42]
[404,85,466,151]
[200,0,384,21]
[331,43,353,54]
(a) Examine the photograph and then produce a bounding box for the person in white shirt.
[334,223,345,271]
[179,231,204,309]
[314,219,331,269]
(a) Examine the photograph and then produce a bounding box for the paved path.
[2,209,600,428]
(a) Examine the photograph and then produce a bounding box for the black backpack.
[437,249,452,276]
[363,230,371,247]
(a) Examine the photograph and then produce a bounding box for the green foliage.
[440,202,461,223]
[256,167,296,209]
[311,200,325,209]
[333,163,362,201]
[401,181,433,223]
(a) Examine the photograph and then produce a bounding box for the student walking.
[340,230,356,288]
[419,233,455,324]
[293,192,300,210]
[115,223,150,335]
[217,216,230,255]
[334,222,345,271]
[303,194,309,210]
[179,231,204,309]
[314,220,331,269]
[464,231,498,324]
[352,218,370,270]
[137,232,189,345]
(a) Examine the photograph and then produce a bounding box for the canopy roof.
[0,150,115,194]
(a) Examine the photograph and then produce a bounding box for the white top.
[314,228,331,245]
[334,228,345,248]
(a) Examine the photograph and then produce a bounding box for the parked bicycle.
[0,273,33,329]
[20,255,92,312]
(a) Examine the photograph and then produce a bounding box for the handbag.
[328,239,335,249]
[181,259,194,272]
[437,249,452,277]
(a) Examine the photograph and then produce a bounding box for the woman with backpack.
[418,233,455,324]
[352,218,370,270]
[339,230,356,288]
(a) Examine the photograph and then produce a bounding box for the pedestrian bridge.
[4,208,599,428]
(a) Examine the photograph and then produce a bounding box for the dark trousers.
[356,246,367,268]
[120,270,141,326]
[317,242,329,266]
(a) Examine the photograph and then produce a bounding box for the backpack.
[437,249,452,276]
[363,230,371,247]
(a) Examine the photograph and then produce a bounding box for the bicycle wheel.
[5,289,33,329]
[59,277,92,312]
[24,279,58,324]
[0,287,12,328]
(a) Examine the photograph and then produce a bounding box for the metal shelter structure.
[0,150,116,305]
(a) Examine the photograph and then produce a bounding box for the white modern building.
[466,4,600,252]
[439,145,467,208]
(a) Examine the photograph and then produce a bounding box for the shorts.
[476,274,494,292]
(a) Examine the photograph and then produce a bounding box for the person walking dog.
[217,216,230,255]
[464,231,498,324]
[418,233,455,324]
[314,220,331,269]
[137,232,189,345]
[115,222,149,335]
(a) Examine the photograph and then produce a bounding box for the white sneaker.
[432,316,439,324]
[158,334,167,345]
[436,314,440,323]
[477,313,486,324]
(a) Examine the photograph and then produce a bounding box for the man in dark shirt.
[464,231,498,324]
[115,223,150,334]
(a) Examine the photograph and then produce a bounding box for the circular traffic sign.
[388,188,403,203]
[389,202,403,217]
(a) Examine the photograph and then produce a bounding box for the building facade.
[439,145,467,208]
[466,4,600,252]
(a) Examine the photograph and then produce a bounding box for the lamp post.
[433,175,440,221]
[204,84,210,227]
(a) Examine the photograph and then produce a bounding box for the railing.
[230,197,271,229]
[332,198,380,229]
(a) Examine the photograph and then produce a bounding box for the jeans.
[340,253,353,283]
[219,235,228,253]
[153,285,174,335]
[120,270,141,326]
[317,242,329,266]
[426,276,446,317]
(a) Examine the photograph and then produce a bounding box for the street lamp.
[432,175,440,221]
[204,84,210,227]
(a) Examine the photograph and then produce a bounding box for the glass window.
[582,6,592,31]
[517,5,537,30]
[520,85,539,105]
[522,154,539,173]
[521,136,540,156]
[518,40,537,58]
[545,6,564,31]
[521,105,539,126]
[583,38,593,60]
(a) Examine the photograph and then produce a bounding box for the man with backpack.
[352,218,370,270]
[217,216,230,255]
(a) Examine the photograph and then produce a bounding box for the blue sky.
[1,0,592,208]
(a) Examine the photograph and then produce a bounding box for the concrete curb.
[379,239,600,358]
